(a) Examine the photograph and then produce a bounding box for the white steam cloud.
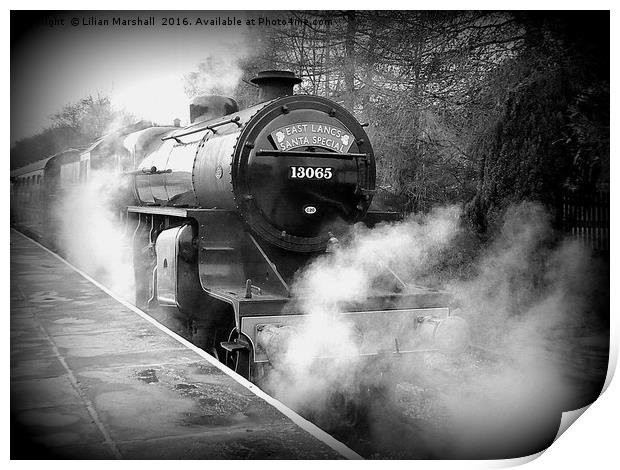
[263,206,462,420]
[433,203,600,458]
[183,52,249,99]
[53,169,134,301]
[262,202,606,458]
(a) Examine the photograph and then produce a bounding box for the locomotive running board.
[127,206,290,297]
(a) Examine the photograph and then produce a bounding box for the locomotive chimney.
[250,70,302,102]
[173,118,181,127]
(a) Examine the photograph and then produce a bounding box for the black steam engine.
[11,71,468,383]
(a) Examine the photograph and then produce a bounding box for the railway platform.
[10,229,355,459]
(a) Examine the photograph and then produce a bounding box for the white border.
[5,5,616,468]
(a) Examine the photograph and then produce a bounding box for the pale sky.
[11,11,253,143]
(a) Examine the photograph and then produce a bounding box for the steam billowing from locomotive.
[52,170,135,300]
[260,202,605,458]
[11,70,607,459]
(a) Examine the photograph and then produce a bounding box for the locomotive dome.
[134,70,376,253]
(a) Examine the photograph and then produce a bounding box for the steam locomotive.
[11,71,468,383]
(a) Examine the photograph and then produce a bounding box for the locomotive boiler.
[132,71,374,252]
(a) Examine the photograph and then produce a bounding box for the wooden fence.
[561,190,610,253]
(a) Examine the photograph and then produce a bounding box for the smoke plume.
[183,51,249,99]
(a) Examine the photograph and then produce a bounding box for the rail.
[255,149,369,160]
[161,116,242,142]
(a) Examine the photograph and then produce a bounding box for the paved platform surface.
[10,230,345,459]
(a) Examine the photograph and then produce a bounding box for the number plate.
[289,166,333,180]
